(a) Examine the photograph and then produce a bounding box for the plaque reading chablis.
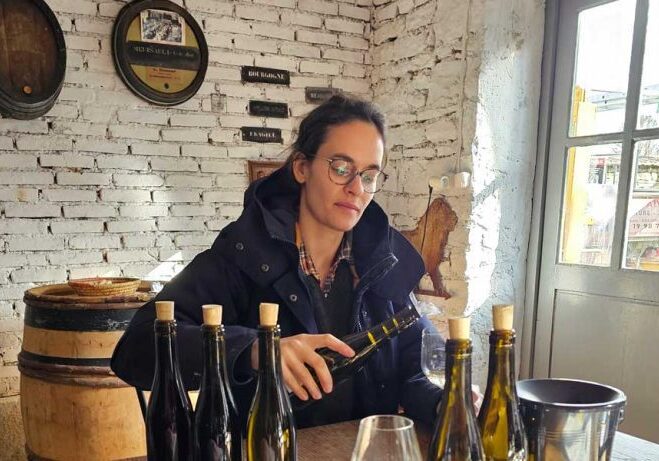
[248,101,289,118]
[304,86,341,104]
[241,127,283,143]
[305,87,340,104]
[112,0,208,105]
[241,66,290,85]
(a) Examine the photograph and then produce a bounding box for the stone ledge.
[0,395,26,460]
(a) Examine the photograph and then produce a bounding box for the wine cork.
[202,304,223,326]
[155,301,174,321]
[492,304,514,331]
[448,316,470,340]
[259,303,279,326]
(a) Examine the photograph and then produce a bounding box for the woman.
[111,95,443,428]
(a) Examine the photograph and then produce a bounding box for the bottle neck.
[154,320,178,378]
[487,329,516,389]
[445,339,474,404]
[201,325,227,387]
[368,304,421,343]
[257,325,282,384]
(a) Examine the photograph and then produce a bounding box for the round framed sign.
[112,0,208,106]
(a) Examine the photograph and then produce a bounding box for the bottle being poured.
[290,303,421,408]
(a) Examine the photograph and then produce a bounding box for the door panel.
[534,0,659,442]
[551,291,659,440]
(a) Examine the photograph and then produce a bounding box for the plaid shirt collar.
[296,223,354,295]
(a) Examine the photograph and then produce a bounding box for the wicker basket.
[67,277,141,297]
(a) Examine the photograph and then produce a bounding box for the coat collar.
[212,166,425,327]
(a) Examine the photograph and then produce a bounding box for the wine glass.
[350,415,422,461]
[421,327,446,388]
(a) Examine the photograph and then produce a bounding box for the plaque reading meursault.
[305,87,340,104]
[249,101,289,118]
[241,127,283,143]
[241,66,290,85]
[112,0,208,105]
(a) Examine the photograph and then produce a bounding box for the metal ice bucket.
[517,379,626,461]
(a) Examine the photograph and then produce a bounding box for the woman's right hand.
[250,333,354,401]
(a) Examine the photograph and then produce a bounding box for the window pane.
[623,140,659,271]
[569,0,636,137]
[560,144,621,266]
[637,1,659,129]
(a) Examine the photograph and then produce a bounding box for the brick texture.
[0,0,373,402]
[0,0,543,415]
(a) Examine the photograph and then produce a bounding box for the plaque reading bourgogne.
[241,66,291,85]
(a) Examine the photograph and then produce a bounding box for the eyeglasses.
[322,157,388,194]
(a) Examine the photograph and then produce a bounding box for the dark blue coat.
[111,166,442,427]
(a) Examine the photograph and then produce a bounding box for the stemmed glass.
[421,327,446,388]
[350,415,422,461]
[421,326,484,411]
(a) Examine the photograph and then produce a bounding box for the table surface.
[298,419,659,460]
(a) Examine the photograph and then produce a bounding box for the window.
[559,0,659,272]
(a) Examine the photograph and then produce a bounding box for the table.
[298,419,659,460]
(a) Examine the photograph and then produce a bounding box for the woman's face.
[293,120,385,233]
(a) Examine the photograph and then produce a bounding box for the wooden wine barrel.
[19,282,155,461]
[0,0,66,120]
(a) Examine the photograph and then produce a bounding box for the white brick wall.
[0,0,373,412]
[0,0,543,436]
[372,0,543,389]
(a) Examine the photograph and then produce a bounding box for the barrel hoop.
[26,446,146,461]
[19,351,114,376]
[24,297,148,310]
[19,350,111,367]
[18,355,129,388]
[25,304,138,331]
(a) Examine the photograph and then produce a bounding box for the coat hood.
[221,166,425,304]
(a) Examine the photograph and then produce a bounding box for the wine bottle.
[477,305,528,461]
[428,316,485,461]
[194,305,242,461]
[247,303,297,461]
[322,303,420,381]
[146,301,195,461]
[292,303,421,408]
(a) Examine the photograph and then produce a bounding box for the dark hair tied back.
[287,94,386,167]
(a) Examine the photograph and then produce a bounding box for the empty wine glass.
[351,415,422,461]
[421,327,446,388]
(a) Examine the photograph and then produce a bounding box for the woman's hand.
[250,333,354,401]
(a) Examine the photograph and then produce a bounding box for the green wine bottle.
[478,305,528,461]
[194,305,242,461]
[428,316,485,461]
[247,303,297,461]
[146,301,195,461]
